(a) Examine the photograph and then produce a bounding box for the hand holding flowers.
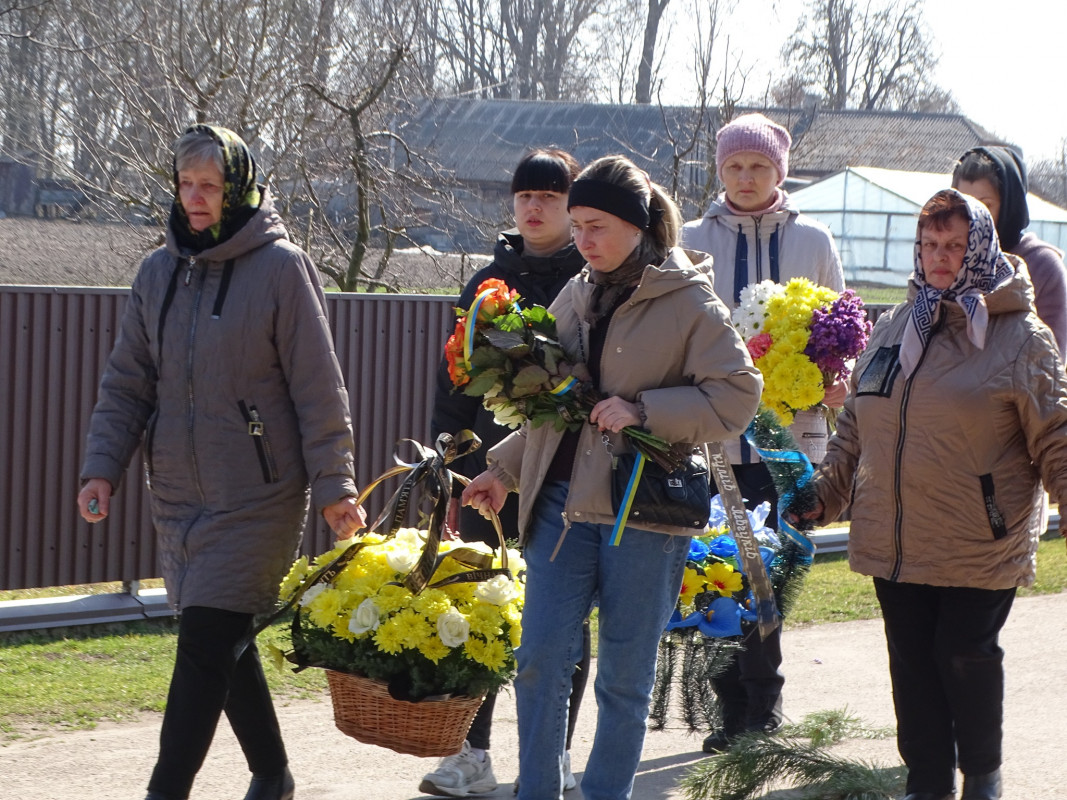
[733,279,871,425]
[446,278,689,471]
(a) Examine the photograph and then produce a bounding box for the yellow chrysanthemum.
[466,636,508,672]
[706,561,744,596]
[412,588,453,619]
[374,583,415,615]
[468,605,504,638]
[278,556,310,600]
[418,636,452,663]
[373,617,406,655]
[508,622,523,648]
[306,587,347,629]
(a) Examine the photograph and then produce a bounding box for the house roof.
[782,109,1008,179]
[400,98,1009,188]
[397,97,702,185]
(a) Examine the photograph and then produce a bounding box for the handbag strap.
[609,451,646,546]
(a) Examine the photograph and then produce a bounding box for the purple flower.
[804,290,872,381]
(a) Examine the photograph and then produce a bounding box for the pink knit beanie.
[715,113,792,185]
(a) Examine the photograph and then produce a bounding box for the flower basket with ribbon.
[252,431,525,757]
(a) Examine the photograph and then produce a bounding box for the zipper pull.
[247,407,264,436]
[184,257,196,286]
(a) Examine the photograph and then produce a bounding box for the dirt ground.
[4,592,1064,800]
[0,216,487,291]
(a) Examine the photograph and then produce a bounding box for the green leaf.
[496,312,526,332]
[512,364,550,389]
[482,328,529,355]
[469,346,506,368]
[463,370,501,396]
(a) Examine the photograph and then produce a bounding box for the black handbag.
[611,449,712,529]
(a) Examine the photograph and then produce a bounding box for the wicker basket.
[324,669,485,757]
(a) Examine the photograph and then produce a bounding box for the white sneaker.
[512,751,577,794]
[419,741,498,797]
[562,750,577,791]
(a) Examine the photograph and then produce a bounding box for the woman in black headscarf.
[78,125,367,800]
[953,145,1067,356]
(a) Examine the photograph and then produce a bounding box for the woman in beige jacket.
[463,155,761,800]
[802,189,1067,800]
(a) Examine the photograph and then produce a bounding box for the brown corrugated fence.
[1,285,892,592]
[0,286,457,591]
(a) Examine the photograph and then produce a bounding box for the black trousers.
[147,606,287,799]
[709,462,785,735]
[874,578,1015,795]
[467,616,592,751]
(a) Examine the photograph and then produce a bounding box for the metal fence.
[0,286,456,591]
[1,284,893,593]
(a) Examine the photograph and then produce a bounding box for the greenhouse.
[790,166,1067,286]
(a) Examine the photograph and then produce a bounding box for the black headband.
[567,178,651,230]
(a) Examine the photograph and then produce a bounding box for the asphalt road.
[6,592,1064,800]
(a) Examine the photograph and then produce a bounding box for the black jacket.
[431,230,585,545]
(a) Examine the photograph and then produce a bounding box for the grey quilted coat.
[81,190,357,613]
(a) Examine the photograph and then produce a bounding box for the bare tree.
[1030,140,1067,209]
[304,44,410,291]
[635,0,669,105]
[782,0,950,112]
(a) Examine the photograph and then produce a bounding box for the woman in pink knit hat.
[681,111,845,754]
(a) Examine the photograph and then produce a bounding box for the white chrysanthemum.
[348,598,381,634]
[733,280,783,338]
[437,607,471,647]
[475,574,520,605]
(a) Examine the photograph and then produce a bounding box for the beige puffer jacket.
[814,257,1067,589]
[487,248,763,547]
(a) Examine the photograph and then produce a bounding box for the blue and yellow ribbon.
[743,427,816,563]
[463,287,499,367]
[549,375,577,396]
[610,451,647,546]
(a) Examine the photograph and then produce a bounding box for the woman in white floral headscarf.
[799,189,1067,800]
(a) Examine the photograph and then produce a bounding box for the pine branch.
[680,734,905,800]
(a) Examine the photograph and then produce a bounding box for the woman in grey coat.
[77,125,366,800]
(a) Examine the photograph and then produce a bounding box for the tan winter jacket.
[81,190,356,613]
[813,258,1067,589]
[487,247,762,547]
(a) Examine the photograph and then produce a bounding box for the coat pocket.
[978,473,1008,540]
[238,400,280,483]
[856,345,901,397]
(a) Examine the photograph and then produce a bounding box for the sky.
[665,0,1066,163]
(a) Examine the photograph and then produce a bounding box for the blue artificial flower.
[687,538,710,562]
[665,608,702,631]
[697,596,743,637]
[709,534,738,558]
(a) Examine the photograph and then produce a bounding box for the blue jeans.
[515,481,688,800]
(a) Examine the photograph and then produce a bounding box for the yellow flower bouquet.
[277,527,525,701]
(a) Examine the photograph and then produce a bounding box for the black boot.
[961,769,1002,800]
[242,766,294,800]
